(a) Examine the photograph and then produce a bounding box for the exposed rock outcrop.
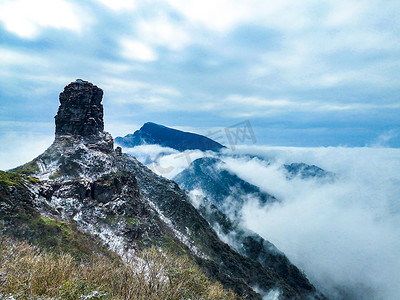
[54,79,113,153]
[55,79,104,137]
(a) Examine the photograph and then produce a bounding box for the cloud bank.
[128,144,400,299]
[225,146,400,299]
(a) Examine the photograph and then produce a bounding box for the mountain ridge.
[174,157,278,218]
[116,122,225,152]
[2,80,322,299]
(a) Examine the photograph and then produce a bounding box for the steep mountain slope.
[189,193,317,298]
[172,158,319,297]
[173,157,278,217]
[115,122,225,151]
[2,80,321,299]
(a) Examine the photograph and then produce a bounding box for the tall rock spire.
[55,79,105,137]
[53,79,113,153]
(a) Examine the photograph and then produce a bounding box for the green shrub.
[10,160,40,176]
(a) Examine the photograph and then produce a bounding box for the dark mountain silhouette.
[115,122,225,152]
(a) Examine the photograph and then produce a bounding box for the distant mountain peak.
[141,121,165,129]
[115,122,225,152]
[283,162,335,181]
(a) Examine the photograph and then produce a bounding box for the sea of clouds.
[124,144,400,300]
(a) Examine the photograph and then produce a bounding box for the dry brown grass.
[0,239,237,300]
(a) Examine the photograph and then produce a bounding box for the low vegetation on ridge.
[0,239,237,300]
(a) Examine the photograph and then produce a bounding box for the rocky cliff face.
[55,80,104,137]
[5,80,323,300]
[52,79,114,154]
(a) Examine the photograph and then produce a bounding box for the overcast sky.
[1,0,400,168]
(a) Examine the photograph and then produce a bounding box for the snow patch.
[263,289,281,300]
[147,198,208,259]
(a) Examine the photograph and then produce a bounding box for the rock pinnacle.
[55,79,105,137]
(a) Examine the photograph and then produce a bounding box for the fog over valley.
[126,144,400,299]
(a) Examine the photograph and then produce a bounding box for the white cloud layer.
[166,0,314,32]
[95,0,136,11]
[125,146,207,179]
[0,48,48,67]
[120,38,157,61]
[127,144,400,299]
[0,0,86,38]
[137,15,191,51]
[223,146,400,299]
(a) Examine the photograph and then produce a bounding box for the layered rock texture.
[3,80,324,299]
[53,79,113,153]
[55,80,104,137]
